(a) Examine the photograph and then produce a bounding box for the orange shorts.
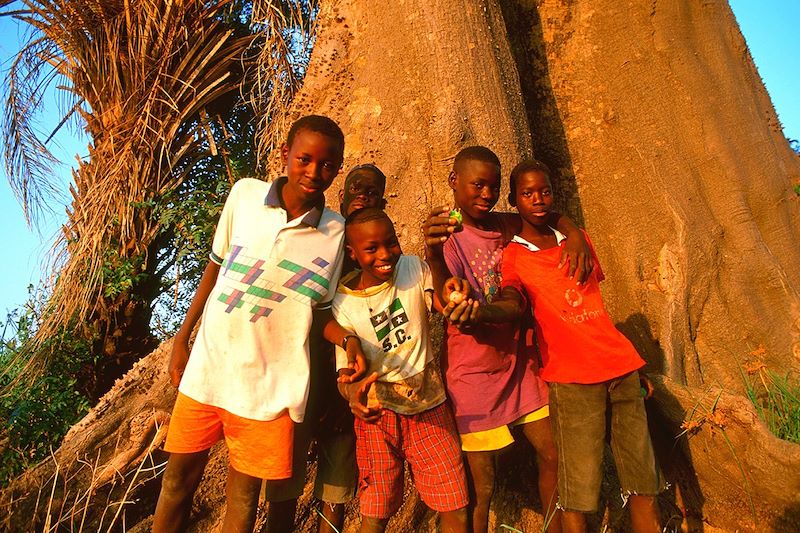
[165,392,293,480]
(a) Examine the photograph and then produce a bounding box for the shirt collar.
[512,227,566,251]
[265,176,325,228]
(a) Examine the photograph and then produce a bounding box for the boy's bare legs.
[153,450,210,532]
[265,498,297,532]
[319,502,345,533]
[561,497,659,533]
[440,508,469,533]
[628,495,661,533]
[520,419,561,532]
[222,467,262,532]
[266,498,347,533]
[561,511,587,533]
[359,516,389,533]
[464,450,496,533]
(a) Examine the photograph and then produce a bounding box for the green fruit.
[449,209,463,227]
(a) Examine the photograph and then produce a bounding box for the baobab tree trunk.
[282,0,800,530]
[2,0,798,531]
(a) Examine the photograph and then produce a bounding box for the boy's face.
[513,170,554,228]
[340,170,385,216]
[281,129,343,206]
[448,160,501,226]
[346,218,402,288]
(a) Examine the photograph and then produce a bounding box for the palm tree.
[2,0,263,397]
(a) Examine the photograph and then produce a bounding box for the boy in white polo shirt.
[153,115,365,533]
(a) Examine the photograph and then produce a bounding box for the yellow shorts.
[459,405,550,452]
[165,392,294,480]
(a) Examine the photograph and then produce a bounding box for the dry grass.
[11,419,168,531]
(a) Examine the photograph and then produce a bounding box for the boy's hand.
[339,372,382,423]
[338,336,368,383]
[558,230,593,284]
[639,372,655,400]
[423,206,461,250]
[168,337,190,388]
[443,299,480,330]
[441,277,470,306]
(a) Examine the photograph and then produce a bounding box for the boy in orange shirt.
[447,159,663,533]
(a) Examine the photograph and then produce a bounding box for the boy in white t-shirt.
[153,116,365,532]
[333,208,468,533]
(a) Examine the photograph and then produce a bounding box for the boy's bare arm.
[550,213,593,284]
[473,286,526,324]
[423,206,459,309]
[169,261,221,387]
[314,307,368,381]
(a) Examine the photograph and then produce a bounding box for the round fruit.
[449,291,465,304]
[449,209,463,227]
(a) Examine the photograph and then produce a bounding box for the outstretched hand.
[442,296,480,330]
[558,231,593,284]
[423,205,461,249]
[339,372,382,423]
[441,277,471,305]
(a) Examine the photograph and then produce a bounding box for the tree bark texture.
[2,0,798,531]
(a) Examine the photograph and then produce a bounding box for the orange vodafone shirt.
[501,232,644,384]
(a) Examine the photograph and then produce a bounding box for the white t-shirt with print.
[332,255,446,415]
[179,177,345,422]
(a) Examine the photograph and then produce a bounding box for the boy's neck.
[350,271,386,291]
[519,221,558,249]
[279,181,321,221]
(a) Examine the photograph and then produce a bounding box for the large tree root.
[2,340,798,532]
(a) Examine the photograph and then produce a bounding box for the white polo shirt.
[179,177,345,422]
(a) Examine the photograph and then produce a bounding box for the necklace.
[356,274,379,314]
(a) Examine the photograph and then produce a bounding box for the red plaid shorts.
[354,401,468,518]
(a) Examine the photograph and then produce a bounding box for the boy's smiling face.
[512,170,554,228]
[346,217,402,289]
[280,129,343,209]
[448,159,501,227]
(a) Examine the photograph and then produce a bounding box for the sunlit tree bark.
[2,0,798,531]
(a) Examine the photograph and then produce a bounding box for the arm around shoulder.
[551,212,593,284]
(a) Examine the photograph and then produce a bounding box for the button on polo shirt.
[180,178,345,422]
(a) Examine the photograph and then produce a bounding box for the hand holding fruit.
[441,277,479,329]
[423,206,464,248]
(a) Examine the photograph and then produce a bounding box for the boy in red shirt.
[447,159,663,533]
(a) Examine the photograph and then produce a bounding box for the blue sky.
[1,0,799,318]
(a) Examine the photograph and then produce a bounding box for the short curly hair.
[453,145,501,173]
[286,115,345,154]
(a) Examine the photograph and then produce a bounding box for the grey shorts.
[262,418,357,504]
[549,372,664,513]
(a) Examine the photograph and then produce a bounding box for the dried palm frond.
[3,0,256,347]
[249,0,317,166]
[1,0,319,383]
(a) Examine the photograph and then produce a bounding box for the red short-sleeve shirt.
[501,232,644,384]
